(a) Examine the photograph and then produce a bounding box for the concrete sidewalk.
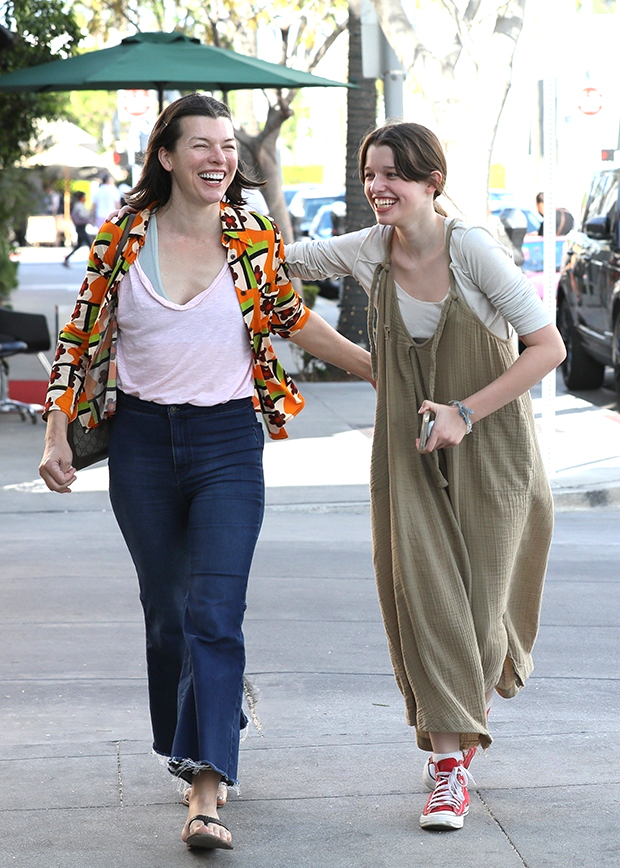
[1,377,619,868]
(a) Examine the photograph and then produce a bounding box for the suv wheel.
[557,298,605,390]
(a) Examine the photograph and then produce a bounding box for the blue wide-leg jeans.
[108,390,265,786]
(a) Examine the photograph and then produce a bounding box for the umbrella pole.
[158,87,163,114]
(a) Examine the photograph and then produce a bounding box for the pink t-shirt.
[116,258,254,406]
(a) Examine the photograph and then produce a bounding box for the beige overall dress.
[368,221,553,752]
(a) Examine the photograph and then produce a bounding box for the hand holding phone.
[419,410,435,450]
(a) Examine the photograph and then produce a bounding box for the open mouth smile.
[199,172,226,183]
[373,198,397,209]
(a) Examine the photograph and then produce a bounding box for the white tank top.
[116,256,254,406]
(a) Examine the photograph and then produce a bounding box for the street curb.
[266,501,370,514]
[551,481,620,511]
[264,487,620,514]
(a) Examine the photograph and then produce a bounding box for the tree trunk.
[236,97,296,243]
[337,0,377,348]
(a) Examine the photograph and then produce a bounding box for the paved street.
[1,247,619,867]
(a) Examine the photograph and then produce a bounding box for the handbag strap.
[108,212,136,286]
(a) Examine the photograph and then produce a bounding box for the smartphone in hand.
[419,410,435,450]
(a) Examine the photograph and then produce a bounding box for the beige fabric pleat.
[368,222,553,752]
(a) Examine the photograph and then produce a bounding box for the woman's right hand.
[39,412,77,493]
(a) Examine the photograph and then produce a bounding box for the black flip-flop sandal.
[184,815,233,850]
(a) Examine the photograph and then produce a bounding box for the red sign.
[577,87,603,116]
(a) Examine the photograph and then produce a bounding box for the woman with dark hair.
[285,121,565,831]
[38,93,372,851]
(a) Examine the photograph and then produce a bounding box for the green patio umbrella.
[0,31,351,111]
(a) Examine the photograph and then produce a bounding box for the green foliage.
[0,239,18,302]
[0,0,81,301]
[279,91,308,154]
[0,232,18,302]
[0,167,39,302]
[300,281,319,308]
[66,89,118,148]
[0,0,82,169]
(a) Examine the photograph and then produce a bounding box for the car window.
[600,172,619,238]
[582,174,606,228]
[303,195,344,222]
[594,172,615,216]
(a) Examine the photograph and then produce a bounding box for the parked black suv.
[557,169,620,396]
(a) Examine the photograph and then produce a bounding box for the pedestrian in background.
[536,191,574,235]
[286,121,566,832]
[91,174,120,228]
[41,183,60,216]
[117,173,132,206]
[62,191,92,267]
[38,93,372,852]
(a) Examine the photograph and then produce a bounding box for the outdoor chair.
[0,308,51,423]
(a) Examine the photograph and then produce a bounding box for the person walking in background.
[41,183,60,216]
[38,93,372,853]
[91,174,120,228]
[536,191,574,235]
[117,173,132,206]
[62,191,92,267]
[285,121,566,832]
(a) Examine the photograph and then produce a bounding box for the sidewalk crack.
[116,741,124,807]
[476,790,529,867]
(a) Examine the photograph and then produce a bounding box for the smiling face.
[363,144,439,226]
[158,115,238,208]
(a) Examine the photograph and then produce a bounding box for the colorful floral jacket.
[44,204,309,440]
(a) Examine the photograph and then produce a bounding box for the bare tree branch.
[494,0,526,41]
[279,23,291,65]
[439,0,477,64]
[463,0,483,25]
[308,20,347,70]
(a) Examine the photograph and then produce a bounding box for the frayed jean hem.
[152,747,239,789]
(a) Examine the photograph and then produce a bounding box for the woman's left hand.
[416,400,469,453]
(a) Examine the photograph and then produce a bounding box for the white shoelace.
[425,764,476,813]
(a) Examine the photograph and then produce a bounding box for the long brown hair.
[359,122,449,217]
[127,93,263,211]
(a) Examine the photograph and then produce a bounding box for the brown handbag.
[65,213,135,470]
[66,414,111,470]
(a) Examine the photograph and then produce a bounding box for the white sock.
[432,750,464,764]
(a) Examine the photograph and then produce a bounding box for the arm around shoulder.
[285,227,376,283]
[288,309,374,384]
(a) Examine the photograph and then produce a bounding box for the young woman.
[285,121,566,831]
[38,93,372,851]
